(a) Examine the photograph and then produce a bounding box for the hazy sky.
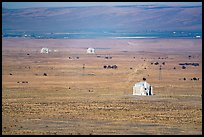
[2,2,202,9]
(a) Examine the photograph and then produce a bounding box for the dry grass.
[2,38,202,135]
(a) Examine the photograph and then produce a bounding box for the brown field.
[2,38,202,135]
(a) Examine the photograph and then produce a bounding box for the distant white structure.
[40,48,49,54]
[133,81,153,96]
[86,48,95,54]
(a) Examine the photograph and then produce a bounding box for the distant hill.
[2,5,202,33]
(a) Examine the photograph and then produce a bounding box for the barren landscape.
[2,38,202,135]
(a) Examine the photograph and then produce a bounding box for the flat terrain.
[2,38,202,135]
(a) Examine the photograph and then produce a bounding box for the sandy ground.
[2,38,202,135]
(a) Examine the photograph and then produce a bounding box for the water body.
[2,31,202,39]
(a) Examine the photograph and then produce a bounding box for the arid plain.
[2,38,202,135]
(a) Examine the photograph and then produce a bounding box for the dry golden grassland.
[2,38,202,135]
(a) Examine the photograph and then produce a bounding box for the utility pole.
[159,65,162,80]
[82,64,85,76]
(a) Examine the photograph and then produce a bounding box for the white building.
[86,48,95,54]
[40,48,49,54]
[133,81,153,96]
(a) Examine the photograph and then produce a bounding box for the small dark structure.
[25,66,30,69]
[143,77,146,81]
[130,67,133,69]
[182,66,186,69]
[173,67,176,69]
[88,89,93,92]
[43,73,47,76]
[162,62,165,65]
[105,56,112,59]
[192,63,199,66]
[183,78,186,80]
[112,65,118,69]
[103,65,118,69]
[179,62,199,67]
[76,57,79,59]
[107,65,112,69]
[9,73,12,75]
[27,54,30,55]
[154,62,159,65]
[179,63,186,65]
[192,77,199,81]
